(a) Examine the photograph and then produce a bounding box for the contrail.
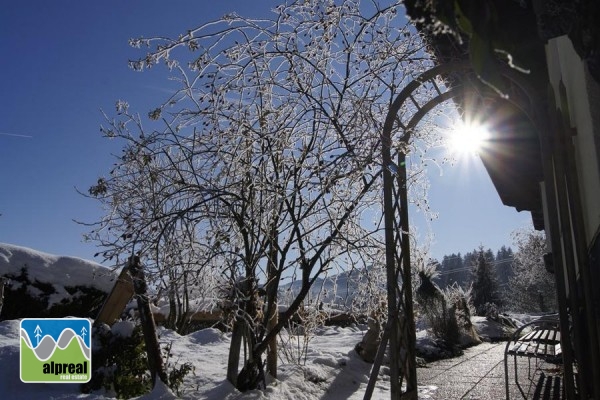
[0,132,33,138]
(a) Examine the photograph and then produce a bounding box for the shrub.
[1,268,51,319]
[163,341,195,396]
[48,285,107,318]
[83,324,152,398]
[445,284,480,346]
[479,302,500,319]
[416,269,461,349]
[82,323,194,398]
[416,269,480,351]
[278,299,327,365]
[1,266,107,320]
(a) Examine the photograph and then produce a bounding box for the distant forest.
[433,246,514,291]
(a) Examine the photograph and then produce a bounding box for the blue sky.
[0,1,532,265]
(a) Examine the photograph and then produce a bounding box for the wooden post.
[95,268,135,326]
[397,152,418,399]
[381,99,401,399]
[128,256,168,387]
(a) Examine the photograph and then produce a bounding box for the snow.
[0,314,527,399]
[156,323,401,399]
[112,320,136,338]
[0,317,513,400]
[150,298,221,319]
[137,379,177,400]
[0,321,99,400]
[0,318,392,399]
[0,243,527,399]
[186,328,226,345]
[471,316,510,342]
[0,243,117,304]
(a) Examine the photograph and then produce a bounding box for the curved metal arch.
[390,59,543,142]
[370,60,545,400]
[405,86,464,132]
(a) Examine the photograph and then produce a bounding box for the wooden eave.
[404,1,548,229]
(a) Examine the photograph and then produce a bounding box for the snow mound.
[312,354,346,369]
[0,319,21,341]
[187,328,225,344]
[112,320,136,338]
[472,315,517,341]
[135,379,176,400]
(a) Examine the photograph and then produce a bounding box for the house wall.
[545,36,600,246]
[545,34,600,399]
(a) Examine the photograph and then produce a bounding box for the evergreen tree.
[470,247,502,316]
[438,253,466,289]
[463,248,493,268]
[494,246,514,293]
[463,248,492,289]
[495,246,513,283]
[462,250,477,289]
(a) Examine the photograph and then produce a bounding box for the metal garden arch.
[363,59,543,400]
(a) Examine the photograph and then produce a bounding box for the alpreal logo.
[20,318,91,383]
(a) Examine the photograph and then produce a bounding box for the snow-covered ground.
[0,319,428,399]
[0,243,521,399]
[0,315,520,399]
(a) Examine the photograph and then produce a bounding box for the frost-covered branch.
[85,0,444,390]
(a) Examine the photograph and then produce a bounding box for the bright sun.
[449,121,490,155]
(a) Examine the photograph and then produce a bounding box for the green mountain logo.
[20,318,91,383]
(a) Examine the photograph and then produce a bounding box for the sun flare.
[449,121,490,155]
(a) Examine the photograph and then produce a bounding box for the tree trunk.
[128,256,169,387]
[266,313,277,378]
[227,319,243,385]
[167,279,176,330]
[227,276,262,389]
[176,271,190,333]
[236,322,264,391]
[265,226,279,378]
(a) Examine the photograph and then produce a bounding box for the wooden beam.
[95,267,134,325]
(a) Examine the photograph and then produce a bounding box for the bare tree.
[86,0,438,391]
[85,107,224,333]
[508,228,557,313]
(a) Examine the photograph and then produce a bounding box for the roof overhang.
[404,0,549,229]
